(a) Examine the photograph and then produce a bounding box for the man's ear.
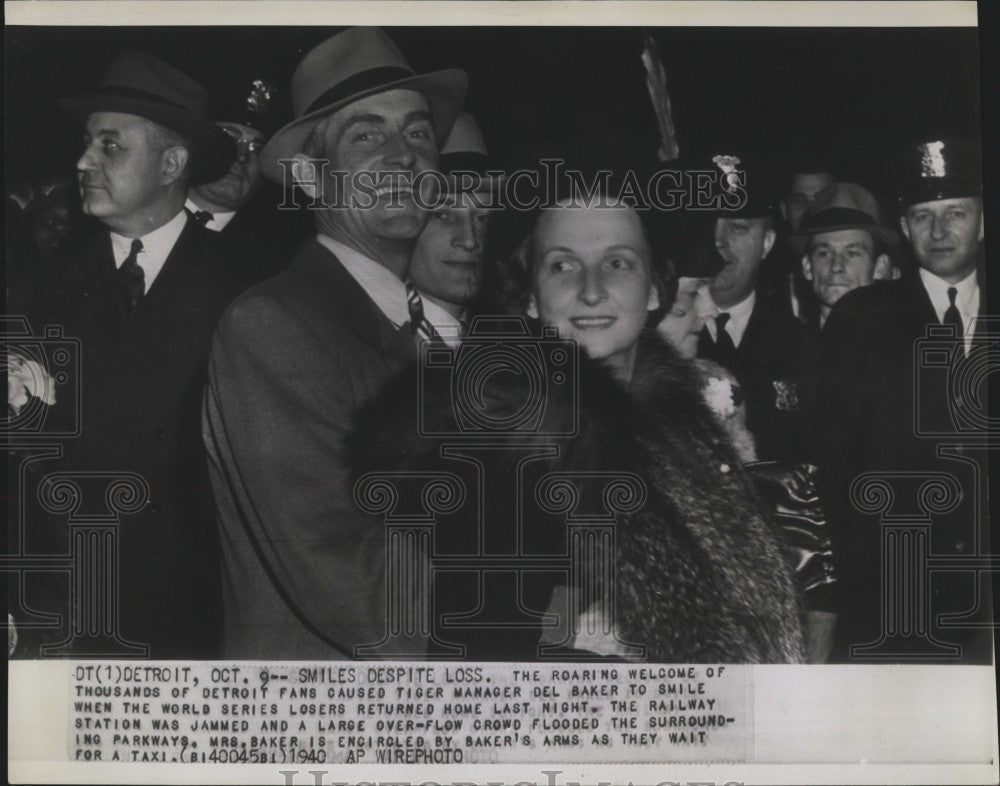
[899,214,911,242]
[873,253,892,281]
[291,154,320,200]
[160,146,190,186]
[761,227,777,259]
[526,293,539,319]
[801,255,814,282]
[646,282,661,312]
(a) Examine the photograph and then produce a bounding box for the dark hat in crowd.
[895,137,982,209]
[260,27,468,182]
[668,213,726,279]
[438,112,504,198]
[669,150,780,219]
[792,182,898,255]
[60,50,236,184]
[213,77,281,138]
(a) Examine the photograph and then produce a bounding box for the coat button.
[154,428,166,441]
[955,540,966,553]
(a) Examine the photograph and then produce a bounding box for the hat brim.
[259,68,468,183]
[791,222,899,256]
[60,92,237,184]
[897,179,982,209]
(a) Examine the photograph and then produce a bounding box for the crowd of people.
[6,27,991,664]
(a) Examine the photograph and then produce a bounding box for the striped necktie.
[405,281,440,344]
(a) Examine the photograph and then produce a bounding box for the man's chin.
[369,213,426,241]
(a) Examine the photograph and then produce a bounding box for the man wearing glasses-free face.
[186,77,307,285]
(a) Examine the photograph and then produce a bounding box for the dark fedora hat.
[260,27,468,182]
[895,137,982,209]
[793,182,898,255]
[60,50,236,184]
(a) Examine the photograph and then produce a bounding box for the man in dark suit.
[186,76,307,287]
[693,151,821,463]
[25,51,239,657]
[816,137,991,663]
[202,28,467,658]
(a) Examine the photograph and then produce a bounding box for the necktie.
[191,210,213,227]
[713,312,739,369]
[944,287,964,339]
[118,239,145,316]
[405,281,439,344]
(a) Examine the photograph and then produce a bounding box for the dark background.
[4,23,984,213]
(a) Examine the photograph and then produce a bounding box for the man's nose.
[76,145,97,173]
[451,214,480,252]
[830,252,847,272]
[713,225,730,253]
[930,213,948,240]
[382,132,417,169]
[578,268,608,305]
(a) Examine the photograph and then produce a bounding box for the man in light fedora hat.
[20,51,240,658]
[815,136,991,663]
[406,112,502,346]
[796,182,897,329]
[203,27,467,658]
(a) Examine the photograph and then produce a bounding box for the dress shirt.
[110,209,187,293]
[316,234,410,329]
[919,267,979,354]
[703,291,756,348]
[185,198,238,232]
[418,295,464,348]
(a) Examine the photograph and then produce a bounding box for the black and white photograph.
[5,2,998,783]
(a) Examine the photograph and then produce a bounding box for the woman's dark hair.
[495,203,678,326]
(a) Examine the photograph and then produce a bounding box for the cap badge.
[712,154,743,193]
[246,79,274,117]
[919,140,947,179]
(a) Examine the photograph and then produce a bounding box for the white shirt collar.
[919,267,979,350]
[315,234,410,329]
[417,295,464,348]
[184,198,238,231]
[109,209,187,293]
[705,290,756,348]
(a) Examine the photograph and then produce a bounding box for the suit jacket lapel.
[291,239,416,363]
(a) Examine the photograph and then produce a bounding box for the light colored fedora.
[260,27,467,182]
[438,112,505,197]
[792,181,898,255]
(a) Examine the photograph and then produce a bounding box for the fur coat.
[347,331,805,663]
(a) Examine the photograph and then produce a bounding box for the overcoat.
[699,295,821,463]
[24,218,238,657]
[203,238,418,658]
[349,332,806,663]
[815,271,992,662]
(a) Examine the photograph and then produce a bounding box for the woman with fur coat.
[348,200,805,663]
